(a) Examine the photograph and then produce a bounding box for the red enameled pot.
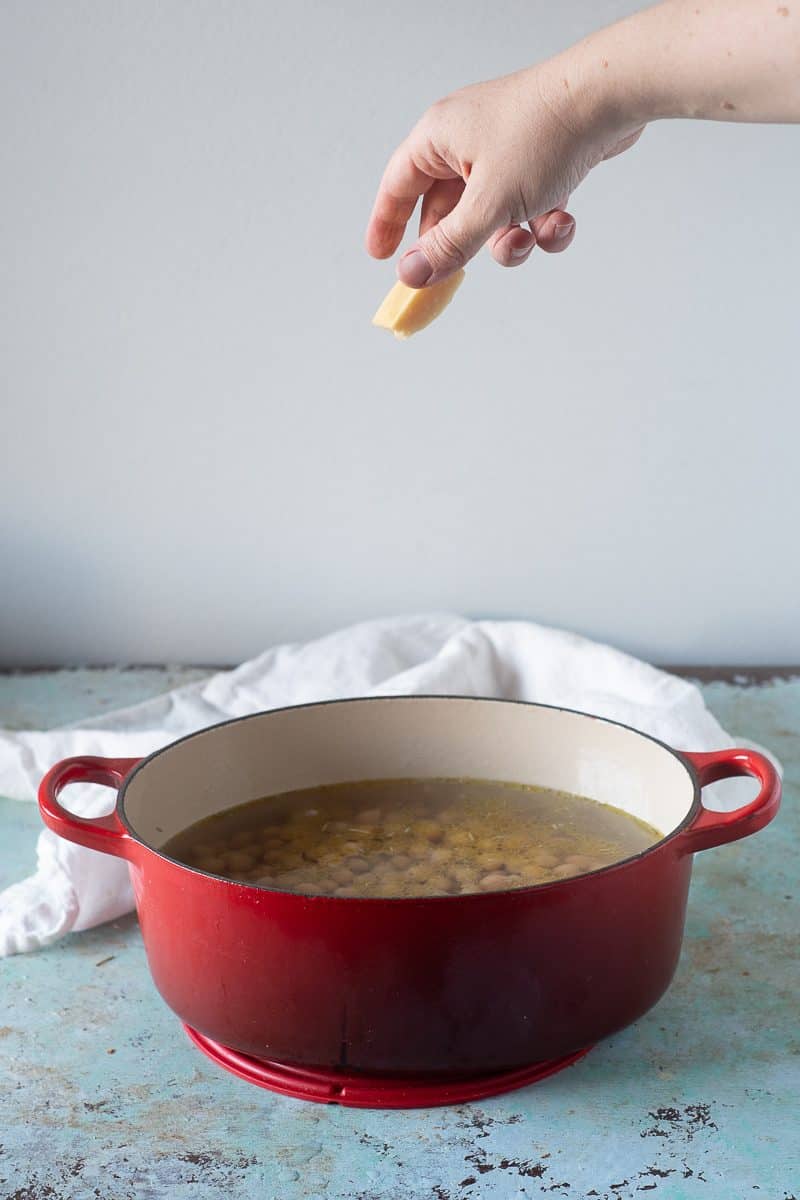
[39,698,779,1104]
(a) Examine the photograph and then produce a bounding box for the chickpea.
[262,853,286,872]
[230,830,254,850]
[499,834,527,855]
[345,857,370,875]
[548,838,573,857]
[447,830,475,848]
[261,836,285,852]
[428,846,453,865]
[390,854,412,870]
[280,853,306,871]
[196,855,226,875]
[506,858,533,877]
[225,850,256,872]
[369,857,390,875]
[552,863,580,879]
[331,866,354,886]
[563,854,594,872]
[478,872,512,892]
[411,820,444,844]
[192,842,215,858]
[335,886,358,898]
[288,872,314,888]
[532,851,559,868]
[357,808,383,825]
[372,881,401,898]
[304,878,331,897]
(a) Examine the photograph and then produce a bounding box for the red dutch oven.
[38,697,780,1108]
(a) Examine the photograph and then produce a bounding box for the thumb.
[398,179,498,288]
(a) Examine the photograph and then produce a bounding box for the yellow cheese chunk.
[372,270,465,339]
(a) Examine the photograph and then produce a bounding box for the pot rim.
[116,694,702,899]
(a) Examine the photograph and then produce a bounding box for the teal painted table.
[1,669,797,1200]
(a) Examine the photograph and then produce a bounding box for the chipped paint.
[0,669,798,1199]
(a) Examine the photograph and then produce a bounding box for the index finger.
[365,146,438,260]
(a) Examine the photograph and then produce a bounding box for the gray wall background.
[2,0,797,667]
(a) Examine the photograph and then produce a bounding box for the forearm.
[564,0,800,128]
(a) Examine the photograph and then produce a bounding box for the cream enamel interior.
[121,698,696,852]
[122,699,697,854]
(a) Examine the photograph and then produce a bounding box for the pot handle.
[677,748,781,854]
[38,755,142,860]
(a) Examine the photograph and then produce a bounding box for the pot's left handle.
[38,756,142,859]
[677,747,781,854]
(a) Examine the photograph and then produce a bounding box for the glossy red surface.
[182,1024,594,1107]
[38,703,781,1093]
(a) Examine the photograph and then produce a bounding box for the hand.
[365,54,644,287]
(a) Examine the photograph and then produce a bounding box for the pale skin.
[365,0,800,287]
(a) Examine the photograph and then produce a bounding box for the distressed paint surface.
[0,669,797,1200]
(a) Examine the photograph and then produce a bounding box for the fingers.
[365,147,438,260]
[366,126,463,260]
[419,178,465,237]
[487,208,576,268]
[367,134,578,280]
[488,224,537,267]
[531,209,576,254]
[398,174,501,287]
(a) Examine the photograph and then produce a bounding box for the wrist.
[540,16,665,140]
[524,46,642,163]
[585,33,657,128]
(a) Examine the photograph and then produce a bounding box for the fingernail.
[510,243,533,258]
[553,221,575,239]
[398,249,433,287]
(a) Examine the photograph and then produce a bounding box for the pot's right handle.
[677,748,781,854]
[38,755,142,860]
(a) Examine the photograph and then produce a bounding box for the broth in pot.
[163,778,661,898]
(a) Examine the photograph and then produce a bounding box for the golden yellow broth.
[163,778,661,898]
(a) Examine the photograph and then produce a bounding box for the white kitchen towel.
[0,614,750,956]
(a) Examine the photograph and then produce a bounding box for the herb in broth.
[163,778,661,897]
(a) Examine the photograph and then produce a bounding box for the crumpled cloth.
[0,614,752,956]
